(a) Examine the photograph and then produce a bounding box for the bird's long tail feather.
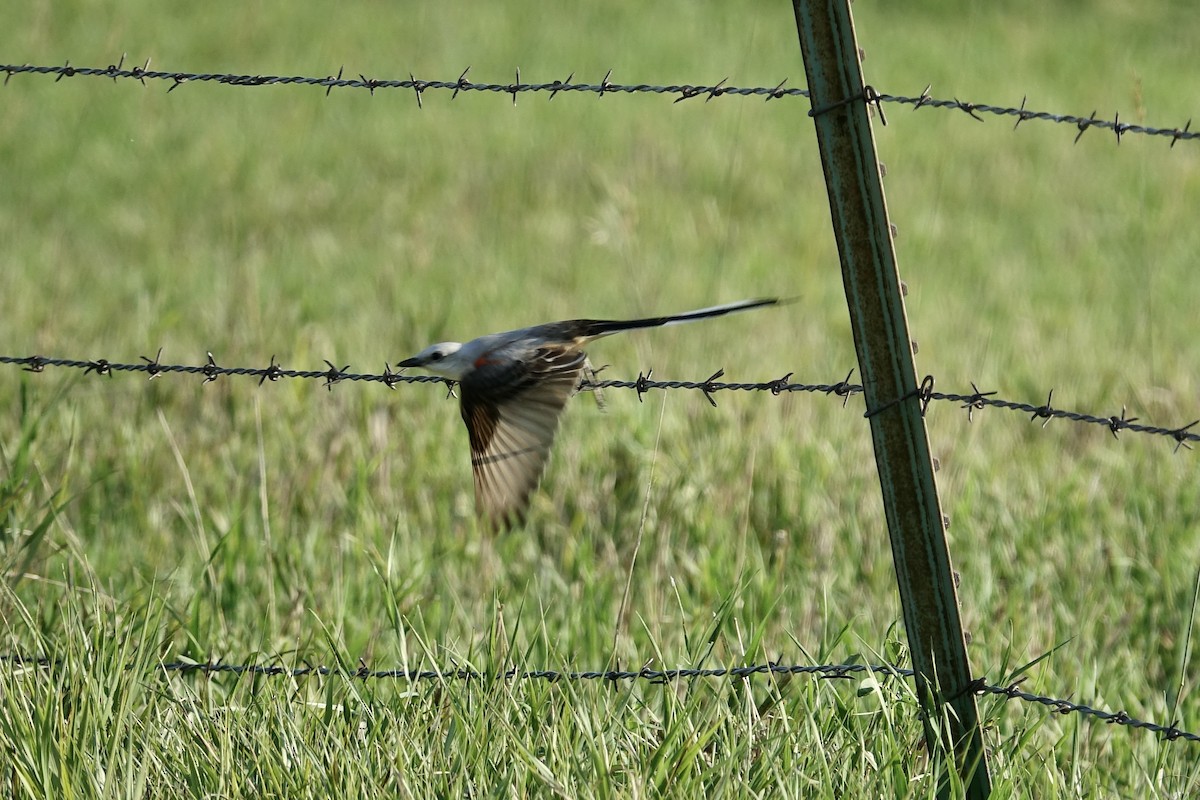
[578,297,780,339]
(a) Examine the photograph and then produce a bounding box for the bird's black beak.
[396,356,424,368]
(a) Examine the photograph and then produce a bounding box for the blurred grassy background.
[1,0,1199,795]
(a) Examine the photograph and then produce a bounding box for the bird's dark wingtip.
[483,506,527,533]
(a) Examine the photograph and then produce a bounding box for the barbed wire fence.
[1,353,1196,451]
[2,59,1197,146]
[2,55,1199,765]
[1,653,1197,744]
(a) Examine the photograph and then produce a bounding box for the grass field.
[2,0,1199,796]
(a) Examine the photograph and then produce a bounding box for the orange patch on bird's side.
[474,356,496,368]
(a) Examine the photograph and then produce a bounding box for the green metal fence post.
[791,1,992,796]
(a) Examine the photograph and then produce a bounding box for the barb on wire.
[921,380,1200,452]
[975,679,1200,743]
[880,86,1197,146]
[2,353,1198,450]
[0,352,860,401]
[3,59,1198,146]
[2,652,1195,744]
[0,60,808,104]
[0,353,455,390]
[0,653,892,684]
[585,370,861,404]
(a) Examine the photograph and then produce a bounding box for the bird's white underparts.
[398,298,780,529]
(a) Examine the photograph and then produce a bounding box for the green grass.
[2,0,1200,796]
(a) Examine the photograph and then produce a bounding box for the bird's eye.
[430,352,443,361]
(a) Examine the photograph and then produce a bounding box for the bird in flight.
[398,298,780,529]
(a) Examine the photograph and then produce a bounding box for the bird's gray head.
[398,342,467,379]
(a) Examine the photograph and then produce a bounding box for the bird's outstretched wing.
[459,346,588,529]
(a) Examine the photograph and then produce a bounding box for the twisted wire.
[2,60,1195,145]
[2,354,1196,450]
[1,653,1194,743]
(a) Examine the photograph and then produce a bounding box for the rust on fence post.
[791,1,991,796]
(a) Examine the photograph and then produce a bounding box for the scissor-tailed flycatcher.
[398,298,779,528]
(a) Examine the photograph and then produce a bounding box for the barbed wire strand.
[1,60,806,102]
[2,60,1195,146]
[2,354,1196,451]
[0,653,1194,743]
